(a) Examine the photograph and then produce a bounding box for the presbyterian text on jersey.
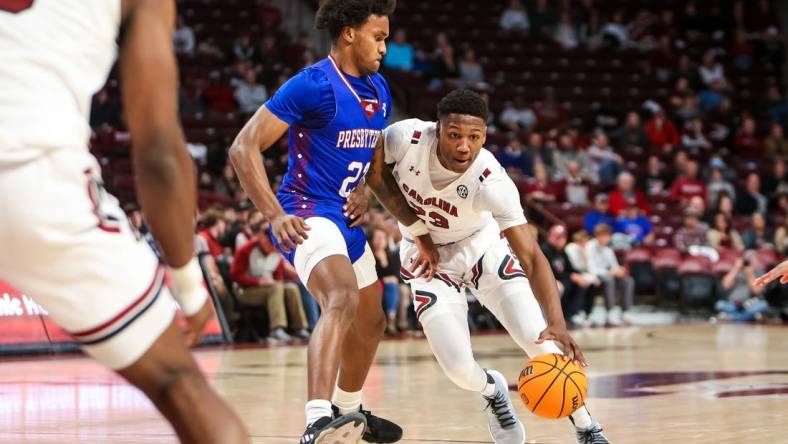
[401,183,459,217]
[336,128,381,149]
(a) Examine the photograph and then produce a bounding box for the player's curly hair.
[437,89,489,122]
[315,0,397,40]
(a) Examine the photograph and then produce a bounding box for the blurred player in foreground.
[0,1,248,442]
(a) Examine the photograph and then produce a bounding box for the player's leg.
[413,277,525,444]
[292,217,368,442]
[118,320,248,443]
[0,152,249,443]
[334,244,402,443]
[472,243,609,443]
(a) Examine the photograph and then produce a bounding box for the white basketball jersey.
[384,119,525,245]
[0,0,120,164]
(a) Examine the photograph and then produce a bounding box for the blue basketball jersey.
[265,57,391,263]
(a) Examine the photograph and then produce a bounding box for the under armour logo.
[409,166,421,175]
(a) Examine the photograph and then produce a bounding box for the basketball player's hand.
[183,299,214,347]
[344,184,369,228]
[271,214,310,253]
[535,325,588,367]
[754,258,788,286]
[412,234,440,281]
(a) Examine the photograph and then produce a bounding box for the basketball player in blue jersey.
[230,1,433,443]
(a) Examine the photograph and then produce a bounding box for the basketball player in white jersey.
[0,1,248,442]
[365,90,610,444]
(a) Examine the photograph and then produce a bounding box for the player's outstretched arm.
[504,224,588,367]
[228,106,309,253]
[120,0,211,341]
[754,258,788,286]
[366,137,439,278]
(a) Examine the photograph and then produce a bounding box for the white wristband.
[169,257,209,316]
[405,219,429,237]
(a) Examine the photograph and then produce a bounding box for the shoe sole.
[315,413,367,444]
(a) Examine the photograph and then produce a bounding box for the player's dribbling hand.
[183,298,213,347]
[344,184,369,228]
[754,258,788,286]
[535,325,588,368]
[271,214,310,253]
[412,234,440,281]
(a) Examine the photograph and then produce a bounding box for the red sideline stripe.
[71,267,162,337]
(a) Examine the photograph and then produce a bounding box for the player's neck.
[329,48,364,77]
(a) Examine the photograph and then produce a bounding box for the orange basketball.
[517,353,587,419]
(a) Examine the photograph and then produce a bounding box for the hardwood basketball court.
[1,324,786,443]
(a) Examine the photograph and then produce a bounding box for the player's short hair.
[315,0,397,40]
[437,89,489,122]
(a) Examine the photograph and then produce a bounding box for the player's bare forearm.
[366,139,419,226]
[229,105,289,220]
[120,0,194,268]
[504,224,567,327]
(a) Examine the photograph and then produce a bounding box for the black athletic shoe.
[332,405,403,443]
[300,413,367,444]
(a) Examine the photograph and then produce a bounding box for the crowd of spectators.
[90,0,788,340]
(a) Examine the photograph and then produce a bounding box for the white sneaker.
[588,306,607,327]
[575,420,611,443]
[294,329,311,340]
[621,310,634,325]
[269,327,293,341]
[571,312,591,328]
[482,370,525,444]
[607,306,623,326]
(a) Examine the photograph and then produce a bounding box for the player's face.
[436,114,487,173]
[351,14,389,74]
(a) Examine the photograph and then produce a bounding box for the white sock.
[569,405,593,429]
[481,371,496,397]
[305,399,333,426]
[333,386,362,415]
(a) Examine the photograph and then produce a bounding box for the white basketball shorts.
[0,149,176,370]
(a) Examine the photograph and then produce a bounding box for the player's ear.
[342,26,354,44]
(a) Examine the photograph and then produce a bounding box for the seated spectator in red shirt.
[734,116,764,158]
[197,208,227,259]
[609,171,649,216]
[669,159,707,207]
[521,163,563,204]
[230,222,310,342]
[644,110,680,151]
[201,70,236,113]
